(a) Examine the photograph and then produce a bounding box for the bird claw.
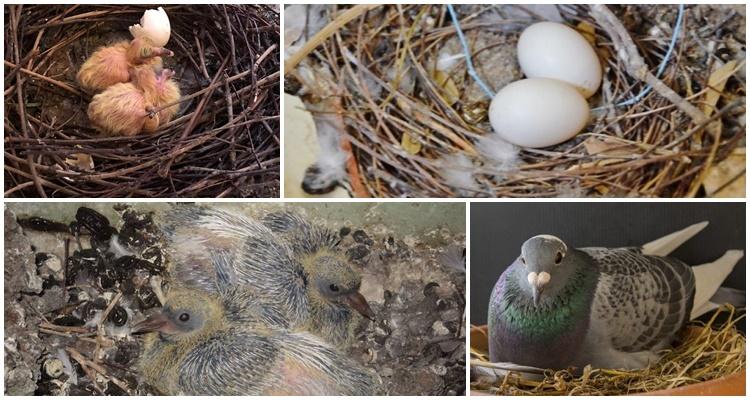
[145,106,157,118]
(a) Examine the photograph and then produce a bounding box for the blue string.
[593,3,685,110]
[446,4,495,98]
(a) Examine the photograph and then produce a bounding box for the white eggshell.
[518,22,602,98]
[488,78,589,148]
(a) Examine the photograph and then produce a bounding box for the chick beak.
[132,312,176,334]
[343,292,375,320]
[152,47,174,57]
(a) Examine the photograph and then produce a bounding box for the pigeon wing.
[178,329,280,395]
[162,206,306,305]
[585,248,695,352]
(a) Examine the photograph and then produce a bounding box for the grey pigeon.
[488,222,743,370]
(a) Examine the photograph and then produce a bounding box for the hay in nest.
[470,306,746,395]
[5,5,280,197]
[286,5,745,197]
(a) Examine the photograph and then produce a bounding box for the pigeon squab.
[488,222,744,370]
[161,206,374,347]
[77,7,173,92]
[87,65,179,136]
[263,211,375,342]
[134,286,381,395]
[77,37,173,92]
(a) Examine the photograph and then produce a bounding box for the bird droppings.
[339,222,466,395]
[4,205,166,395]
[4,203,466,395]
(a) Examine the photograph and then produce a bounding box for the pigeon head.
[306,252,374,320]
[518,235,576,307]
[134,287,223,341]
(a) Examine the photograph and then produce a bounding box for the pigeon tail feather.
[690,249,744,319]
[641,221,709,256]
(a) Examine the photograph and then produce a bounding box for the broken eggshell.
[488,78,589,148]
[517,21,602,98]
[129,7,171,47]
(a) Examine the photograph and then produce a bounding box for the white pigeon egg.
[488,78,589,148]
[517,21,602,98]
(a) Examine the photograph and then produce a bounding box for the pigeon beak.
[532,285,545,307]
[528,271,551,307]
[343,292,375,320]
[132,312,176,334]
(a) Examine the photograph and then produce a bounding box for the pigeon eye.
[520,257,526,265]
[555,252,563,264]
[329,284,340,292]
[178,313,190,322]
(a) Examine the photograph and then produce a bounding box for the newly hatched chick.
[160,206,374,348]
[87,65,179,136]
[77,37,173,92]
[135,286,381,395]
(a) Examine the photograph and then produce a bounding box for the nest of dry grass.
[5,5,280,197]
[287,4,745,197]
[470,306,746,395]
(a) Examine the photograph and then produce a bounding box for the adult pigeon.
[488,222,743,370]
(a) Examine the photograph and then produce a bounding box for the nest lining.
[5,5,280,197]
[470,306,746,395]
[288,4,745,198]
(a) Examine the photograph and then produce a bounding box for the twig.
[589,5,706,124]
[284,4,381,74]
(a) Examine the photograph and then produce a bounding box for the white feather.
[108,235,135,258]
[311,113,348,185]
[56,348,77,385]
[477,134,520,172]
[439,153,479,195]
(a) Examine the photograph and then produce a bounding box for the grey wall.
[470,202,746,325]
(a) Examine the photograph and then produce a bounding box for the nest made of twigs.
[5,4,280,197]
[469,306,746,395]
[287,4,745,198]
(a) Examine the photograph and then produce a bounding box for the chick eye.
[178,313,190,322]
[329,284,340,292]
[555,252,563,264]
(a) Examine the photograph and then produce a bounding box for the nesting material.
[286,4,745,197]
[5,5,280,197]
[470,306,746,395]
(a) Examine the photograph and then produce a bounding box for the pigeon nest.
[285,4,745,197]
[5,5,280,197]
[469,306,746,395]
[4,203,466,395]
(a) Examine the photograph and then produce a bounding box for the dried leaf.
[703,148,745,198]
[576,21,596,46]
[401,131,423,154]
[702,60,737,116]
[584,136,689,161]
[65,153,94,171]
[432,69,460,105]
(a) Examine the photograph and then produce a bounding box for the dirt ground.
[4,203,466,395]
